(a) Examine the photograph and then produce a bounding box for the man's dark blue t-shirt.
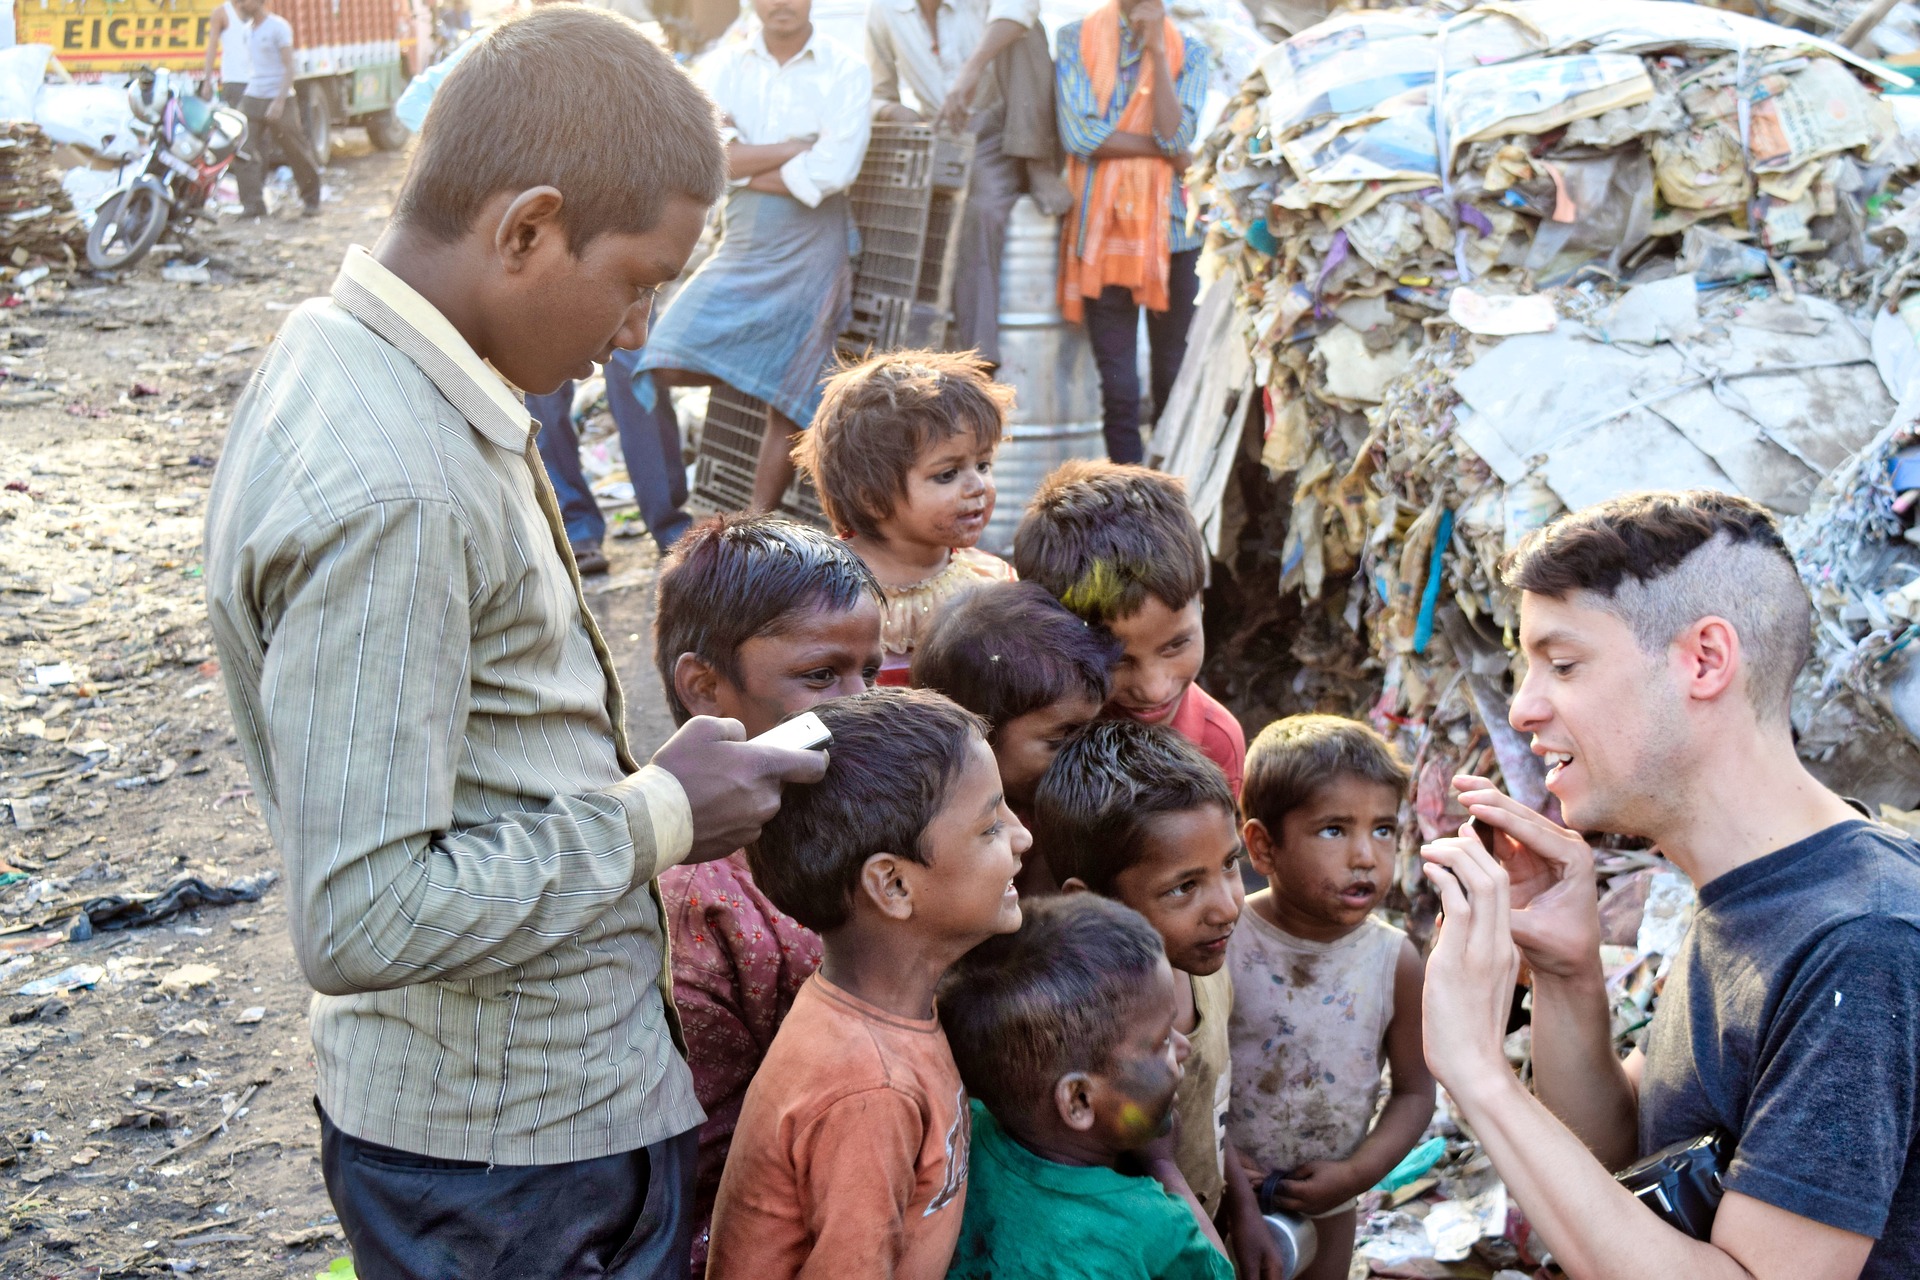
[1640,820,1920,1278]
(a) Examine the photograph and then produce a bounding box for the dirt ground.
[0,136,679,1278]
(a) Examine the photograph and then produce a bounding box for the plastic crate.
[688,381,827,525]
[690,125,976,516]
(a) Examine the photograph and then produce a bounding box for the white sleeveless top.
[219,2,253,85]
[1225,908,1406,1175]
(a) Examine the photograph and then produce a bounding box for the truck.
[12,0,433,162]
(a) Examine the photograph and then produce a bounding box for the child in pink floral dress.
[650,512,884,1276]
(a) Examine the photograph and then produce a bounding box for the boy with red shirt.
[1011,459,1245,795]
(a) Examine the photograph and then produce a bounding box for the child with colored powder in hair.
[1036,720,1285,1279]
[1228,715,1435,1280]
[940,894,1233,1279]
[707,688,1029,1278]
[793,350,1016,685]
[1012,459,1246,796]
[651,512,885,1276]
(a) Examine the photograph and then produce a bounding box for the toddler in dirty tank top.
[1226,715,1435,1280]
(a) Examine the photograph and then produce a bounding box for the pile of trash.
[1178,0,1920,813]
[0,121,85,289]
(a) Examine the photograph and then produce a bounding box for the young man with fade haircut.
[1418,489,1920,1280]
[204,9,828,1275]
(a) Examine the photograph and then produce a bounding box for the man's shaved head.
[1503,490,1811,722]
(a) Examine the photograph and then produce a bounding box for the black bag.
[1615,1131,1733,1239]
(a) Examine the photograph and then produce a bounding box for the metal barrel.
[984,195,1105,556]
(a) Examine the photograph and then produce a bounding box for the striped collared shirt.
[205,246,703,1165]
[1055,17,1211,253]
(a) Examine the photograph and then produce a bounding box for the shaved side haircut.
[1503,490,1812,722]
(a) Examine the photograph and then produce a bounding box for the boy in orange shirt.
[1011,459,1246,796]
[706,688,1030,1278]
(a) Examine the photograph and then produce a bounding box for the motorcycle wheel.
[86,185,169,272]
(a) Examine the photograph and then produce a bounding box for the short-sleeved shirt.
[946,1100,1233,1280]
[707,974,971,1278]
[1168,681,1247,799]
[1639,820,1920,1278]
[1173,966,1233,1215]
[243,12,293,99]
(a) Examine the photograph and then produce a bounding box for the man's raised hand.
[1418,828,1521,1097]
[651,716,829,864]
[1451,775,1601,981]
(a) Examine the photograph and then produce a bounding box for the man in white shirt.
[201,0,251,107]
[635,0,871,510]
[232,0,321,217]
[866,0,1066,367]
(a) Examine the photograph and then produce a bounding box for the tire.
[365,107,409,151]
[86,183,169,272]
[298,80,333,166]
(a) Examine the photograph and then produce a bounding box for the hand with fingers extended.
[1451,775,1601,981]
[1419,828,1523,1098]
[650,716,829,864]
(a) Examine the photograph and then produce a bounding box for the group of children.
[651,349,1435,1279]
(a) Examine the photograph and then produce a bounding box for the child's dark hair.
[793,349,1013,541]
[1241,715,1410,833]
[911,583,1120,742]
[653,512,882,725]
[749,688,988,932]
[1034,721,1236,895]
[393,5,726,253]
[940,895,1166,1126]
[1011,459,1207,626]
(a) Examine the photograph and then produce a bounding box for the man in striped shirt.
[204,9,825,1276]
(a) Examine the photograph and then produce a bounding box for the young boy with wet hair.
[793,350,1017,684]
[940,894,1233,1279]
[912,580,1119,819]
[1036,720,1280,1277]
[651,511,884,1275]
[1012,458,1246,795]
[707,688,1030,1278]
[1229,715,1435,1280]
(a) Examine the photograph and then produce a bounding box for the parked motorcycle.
[85,70,248,273]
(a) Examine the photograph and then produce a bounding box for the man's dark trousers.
[1082,246,1202,465]
[320,1104,700,1279]
[237,94,321,214]
[529,351,691,554]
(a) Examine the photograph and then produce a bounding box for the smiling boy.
[708,688,1030,1278]
[1037,721,1283,1278]
[651,512,884,1275]
[1013,459,1246,795]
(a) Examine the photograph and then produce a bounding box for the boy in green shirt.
[939,894,1234,1280]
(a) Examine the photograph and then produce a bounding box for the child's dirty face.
[1111,805,1243,976]
[700,597,884,738]
[992,692,1102,813]
[1260,774,1399,939]
[910,734,1030,942]
[879,431,997,552]
[1086,955,1188,1152]
[1103,596,1204,727]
